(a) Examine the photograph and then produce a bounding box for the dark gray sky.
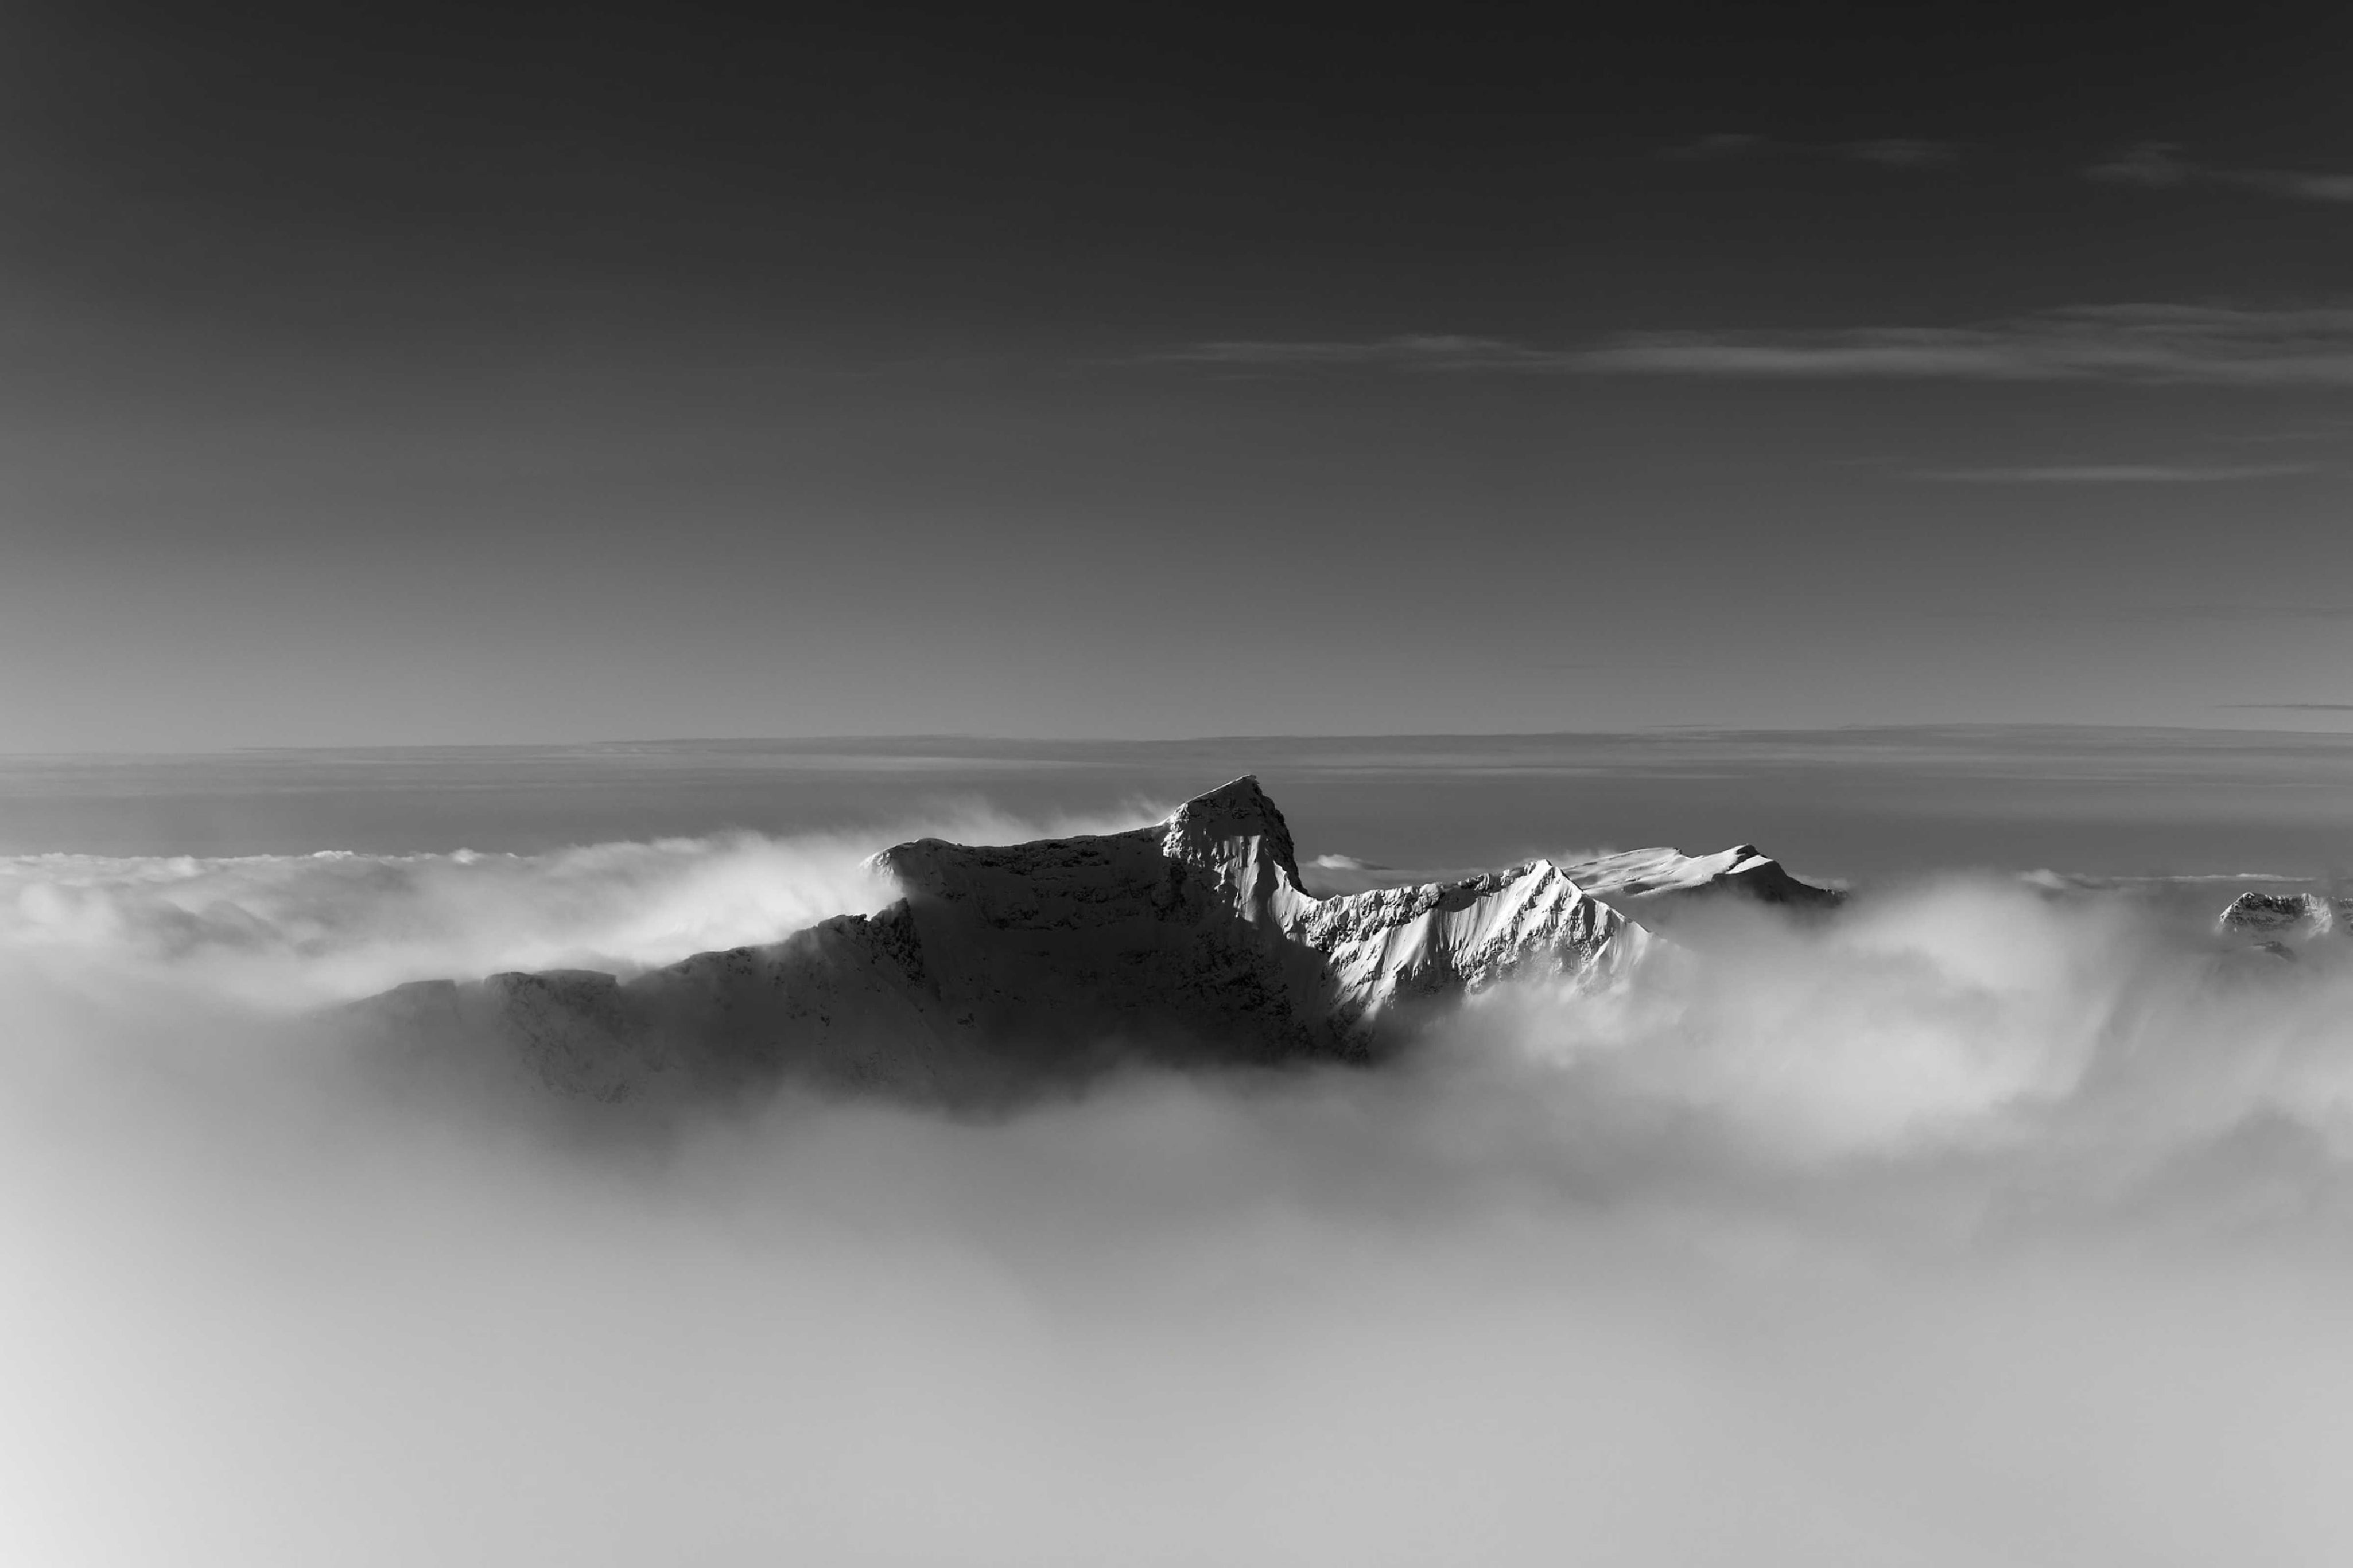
[3,1,2350,749]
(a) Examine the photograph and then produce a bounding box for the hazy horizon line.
[9,718,2353,761]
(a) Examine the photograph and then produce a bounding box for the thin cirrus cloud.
[1155,333,1568,370]
[2217,702,2353,711]
[1160,305,2353,386]
[1913,462,2320,484]
[1840,138,1964,167]
[2107,604,2353,624]
[2088,142,2353,204]
[1661,133,1962,166]
[1578,305,2353,383]
[1661,131,1768,159]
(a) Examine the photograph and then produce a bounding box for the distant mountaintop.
[2218,890,2352,955]
[1555,843,1842,912]
[354,777,1834,1104]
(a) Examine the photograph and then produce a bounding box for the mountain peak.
[1168,774,1282,831]
[356,779,1832,1104]
[1160,775,1304,906]
[2219,890,2348,946]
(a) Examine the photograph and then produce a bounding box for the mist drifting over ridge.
[6,778,2353,1566]
[0,801,1174,1008]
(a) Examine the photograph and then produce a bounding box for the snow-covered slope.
[1294,861,1646,1032]
[1555,844,1842,913]
[354,778,1778,1102]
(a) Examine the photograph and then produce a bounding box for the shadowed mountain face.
[352,779,1826,1104]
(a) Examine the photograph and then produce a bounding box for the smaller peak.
[2219,890,2340,941]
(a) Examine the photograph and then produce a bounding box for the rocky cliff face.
[354,777,1816,1103]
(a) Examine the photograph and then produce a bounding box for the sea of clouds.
[5,811,2353,1566]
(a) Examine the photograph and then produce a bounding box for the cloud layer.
[7,837,2353,1564]
[0,803,1162,1008]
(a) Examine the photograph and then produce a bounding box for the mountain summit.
[358,779,1827,1103]
[2218,890,2352,955]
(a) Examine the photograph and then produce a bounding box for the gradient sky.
[3,1,2350,749]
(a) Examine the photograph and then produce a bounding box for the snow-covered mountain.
[356,777,1826,1102]
[1554,843,1841,914]
[2218,890,2352,952]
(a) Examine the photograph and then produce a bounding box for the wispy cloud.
[1581,306,2353,383]
[2211,419,2353,445]
[2117,605,2353,624]
[1153,334,1573,371]
[1660,134,1962,167]
[2086,142,2197,188]
[1915,462,2320,484]
[1160,305,2353,386]
[2088,142,2353,204]
[1842,138,1962,167]
[1661,132,1766,160]
[1914,601,2353,627]
[2230,169,2353,204]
